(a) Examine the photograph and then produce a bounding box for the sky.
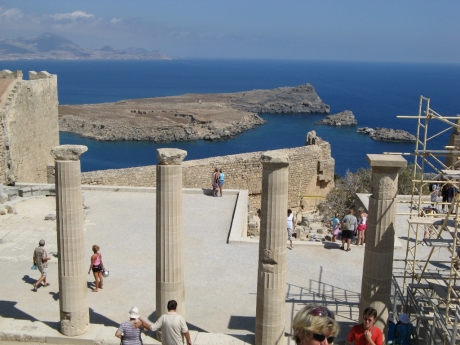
[0,0,459,63]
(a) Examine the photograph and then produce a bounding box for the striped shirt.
[118,321,144,345]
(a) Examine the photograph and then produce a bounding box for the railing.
[391,274,460,345]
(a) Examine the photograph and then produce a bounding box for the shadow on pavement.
[0,300,37,321]
[228,315,255,333]
[89,308,119,328]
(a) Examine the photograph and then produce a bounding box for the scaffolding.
[394,96,460,344]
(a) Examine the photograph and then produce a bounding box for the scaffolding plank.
[409,283,431,289]
[424,238,453,247]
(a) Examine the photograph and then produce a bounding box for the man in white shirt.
[151,300,192,345]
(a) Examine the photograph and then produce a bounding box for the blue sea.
[1,59,459,176]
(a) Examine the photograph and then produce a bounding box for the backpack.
[342,219,350,230]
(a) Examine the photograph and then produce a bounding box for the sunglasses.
[309,307,335,319]
[312,333,335,344]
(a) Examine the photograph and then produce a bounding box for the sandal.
[32,284,37,292]
[346,248,351,252]
[43,283,50,287]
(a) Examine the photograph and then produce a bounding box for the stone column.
[255,151,289,345]
[360,154,407,331]
[156,148,187,331]
[51,145,89,336]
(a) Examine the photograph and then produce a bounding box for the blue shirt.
[330,217,339,228]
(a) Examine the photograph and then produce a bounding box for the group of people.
[329,207,368,251]
[116,301,192,345]
[292,304,413,345]
[211,168,225,197]
[32,240,105,292]
[429,181,458,213]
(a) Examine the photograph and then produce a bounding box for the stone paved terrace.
[0,187,431,345]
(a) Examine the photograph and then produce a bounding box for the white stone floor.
[0,190,439,344]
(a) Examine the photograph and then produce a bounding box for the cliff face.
[59,83,330,142]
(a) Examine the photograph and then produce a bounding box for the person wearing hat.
[32,239,51,291]
[116,307,154,345]
[150,300,192,345]
[394,313,413,345]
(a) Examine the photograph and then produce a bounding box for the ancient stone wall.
[0,70,59,184]
[81,141,335,210]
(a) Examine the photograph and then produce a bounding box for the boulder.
[369,127,416,142]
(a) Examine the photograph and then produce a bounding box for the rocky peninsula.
[59,83,330,142]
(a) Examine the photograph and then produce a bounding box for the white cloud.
[0,7,23,20]
[110,18,122,24]
[51,11,94,21]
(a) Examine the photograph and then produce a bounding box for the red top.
[347,324,383,345]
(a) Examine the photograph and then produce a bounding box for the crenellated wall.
[0,69,59,184]
[81,139,335,210]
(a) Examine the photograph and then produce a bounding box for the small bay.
[2,59,459,175]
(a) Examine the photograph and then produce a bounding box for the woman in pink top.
[88,245,104,292]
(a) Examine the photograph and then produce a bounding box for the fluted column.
[156,148,187,338]
[360,154,407,331]
[51,145,89,336]
[255,151,289,345]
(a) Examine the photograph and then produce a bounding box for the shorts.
[92,265,102,273]
[357,224,366,231]
[287,228,293,241]
[219,180,224,186]
[38,266,47,277]
[341,230,353,239]
[213,182,219,189]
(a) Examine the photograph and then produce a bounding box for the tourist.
[116,307,153,345]
[287,209,295,249]
[441,184,449,212]
[340,208,357,252]
[387,314,396,343]
[330,214,340,243]
[150,300,192,345]
[32,239,51,291]
[345,306,383,345]
[88,245,104,292]
[212,168,219,197]
[218,168,225,197]
[430,181,439,208]
[394,313,413,345]
[356,207,367,246]
[291,304,339,345]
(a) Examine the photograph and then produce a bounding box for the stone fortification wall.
[0,70,59,184]
[81,140,335,210]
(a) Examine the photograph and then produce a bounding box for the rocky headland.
[59,83,330,142]
[314,110,357,126]
[357,127,416,142]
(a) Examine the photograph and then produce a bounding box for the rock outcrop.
[229,84,330,114]
[357,127,416,142]
[59,83,330,142]
[314,110,357,126]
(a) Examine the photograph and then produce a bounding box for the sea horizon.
[2,58,459,176]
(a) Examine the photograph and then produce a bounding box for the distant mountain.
[0,33,171,60]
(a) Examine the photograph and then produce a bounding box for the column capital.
[157,148,187,165]
[366,154,407,170]
[51,145,88,161]
[260,151,289,170]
